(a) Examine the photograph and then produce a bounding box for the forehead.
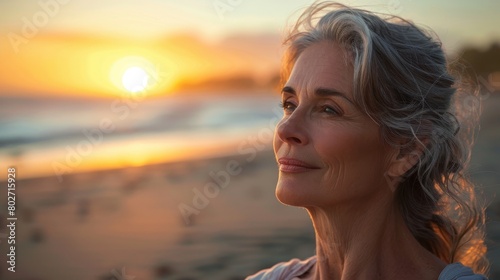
[286,41,354,97]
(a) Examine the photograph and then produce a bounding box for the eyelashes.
[279,100,342,116]
[322,105,341,115]
[279,101,294,111]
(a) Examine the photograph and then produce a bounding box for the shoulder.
[438,263,488,280]
[245,256,317,280]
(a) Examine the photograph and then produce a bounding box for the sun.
[110,55,173,96]
[122,66,150,93]
[110,56,160,94]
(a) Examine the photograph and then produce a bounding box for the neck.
[305,191,445,280]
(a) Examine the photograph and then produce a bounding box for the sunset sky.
[1,0,499,98]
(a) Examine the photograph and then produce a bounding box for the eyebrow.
[281,86,354,104]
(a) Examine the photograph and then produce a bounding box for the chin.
[275,180,312,207]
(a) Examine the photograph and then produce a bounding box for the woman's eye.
[322,105,341,115]
[279,101,296,112]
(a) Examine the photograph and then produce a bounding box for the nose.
[275,112,308,145]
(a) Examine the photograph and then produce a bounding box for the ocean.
[0,92,282,180]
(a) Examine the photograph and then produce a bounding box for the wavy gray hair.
[282,1,488,274]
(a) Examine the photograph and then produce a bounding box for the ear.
[384,138,428,192]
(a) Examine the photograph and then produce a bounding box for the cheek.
[315,127,363,164]
[316,127,387,190]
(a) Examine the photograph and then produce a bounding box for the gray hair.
[282,1,488,273]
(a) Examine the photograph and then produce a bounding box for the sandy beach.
[0,150,316,280]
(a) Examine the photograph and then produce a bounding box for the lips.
[277,157,321,173]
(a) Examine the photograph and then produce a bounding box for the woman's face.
[273,41,394,208]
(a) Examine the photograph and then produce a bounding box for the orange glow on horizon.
[0,32,279,98]
[0,35,181,98]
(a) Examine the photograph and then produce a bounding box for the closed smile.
[278,157,321,173]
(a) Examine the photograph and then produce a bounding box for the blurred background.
[0,0,499,279]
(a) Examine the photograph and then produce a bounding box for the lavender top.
[246,256,488,280]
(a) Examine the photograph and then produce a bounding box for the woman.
[246,2,489,280]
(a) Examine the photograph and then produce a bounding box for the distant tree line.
[454,42,500,91]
